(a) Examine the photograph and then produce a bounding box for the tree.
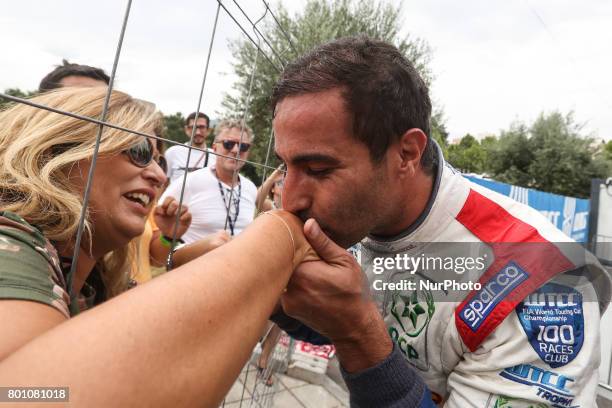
[486,122,534,187]
[430,109,449,157]
[480,135,498,150]
[604,140,612,163]
[162,112,188,148]
[0,88,38,111]
[223,0,437,182]
[486,112,610,198]
[447,134,488,174]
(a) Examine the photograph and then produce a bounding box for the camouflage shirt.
[0,211,71,317]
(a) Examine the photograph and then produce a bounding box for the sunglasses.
[124,137,164,169]
[217,140,251,152]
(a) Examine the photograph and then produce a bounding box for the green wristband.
[159,234,173,248]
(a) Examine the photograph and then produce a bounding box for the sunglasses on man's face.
[218,140,251,153]
[123,137,164,169]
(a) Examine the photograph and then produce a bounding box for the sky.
[2,0,611,142]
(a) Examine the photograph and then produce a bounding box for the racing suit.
[279,144,611,407]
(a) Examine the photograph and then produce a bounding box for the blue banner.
[465,176,590,243]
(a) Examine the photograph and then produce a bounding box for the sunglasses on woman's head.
[218,140,251,152]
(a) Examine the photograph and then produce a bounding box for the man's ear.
[396,128,428,179]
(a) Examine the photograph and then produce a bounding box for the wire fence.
[219,327,294,407]
[1,1,303,406]
[222,326,296,407]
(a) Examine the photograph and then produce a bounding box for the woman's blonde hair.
[0,87,162,296]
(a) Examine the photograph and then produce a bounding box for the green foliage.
[487,112,611,198]
[430,109,449,156]
[485,123,534,187]
[223,0,437,182]
[447,134,487,174]
[480,135,497,149]
[446,112,611,198]
[0,88,38,111]
[162,112,188,149]
[604,140,612,162]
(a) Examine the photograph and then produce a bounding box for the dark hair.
[271,36,434,170]
[39,59,110,92]
[185,112,210,128]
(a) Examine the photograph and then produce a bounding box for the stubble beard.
[326,171,388,249]
[192,138,206,148]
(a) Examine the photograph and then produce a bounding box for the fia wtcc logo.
[459,261,529,332]
[523,291,579,307]
[500,364,575,407]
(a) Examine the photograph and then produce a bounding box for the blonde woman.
[0,87,168,308]
[0,87,319,406]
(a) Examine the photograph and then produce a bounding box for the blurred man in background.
[165,111,216,183]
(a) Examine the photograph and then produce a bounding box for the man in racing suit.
[271,36,611,407]
[358,143,610,407]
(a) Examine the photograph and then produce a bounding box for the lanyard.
[178,150,209,174]
[193,149,209,168]
[216,174,241,236]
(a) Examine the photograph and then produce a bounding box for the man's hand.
[154,197,192,239]
[281,219,392,373]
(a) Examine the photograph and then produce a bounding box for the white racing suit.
[360,149,611,407]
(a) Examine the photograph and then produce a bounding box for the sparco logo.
[459,261,529,331]
[500,364,576,407]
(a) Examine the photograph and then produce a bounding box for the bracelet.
[263,212,296,256]
[166,242,187,271]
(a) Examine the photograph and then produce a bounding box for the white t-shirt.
[164,143,216,184]
[160,167,257,243]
